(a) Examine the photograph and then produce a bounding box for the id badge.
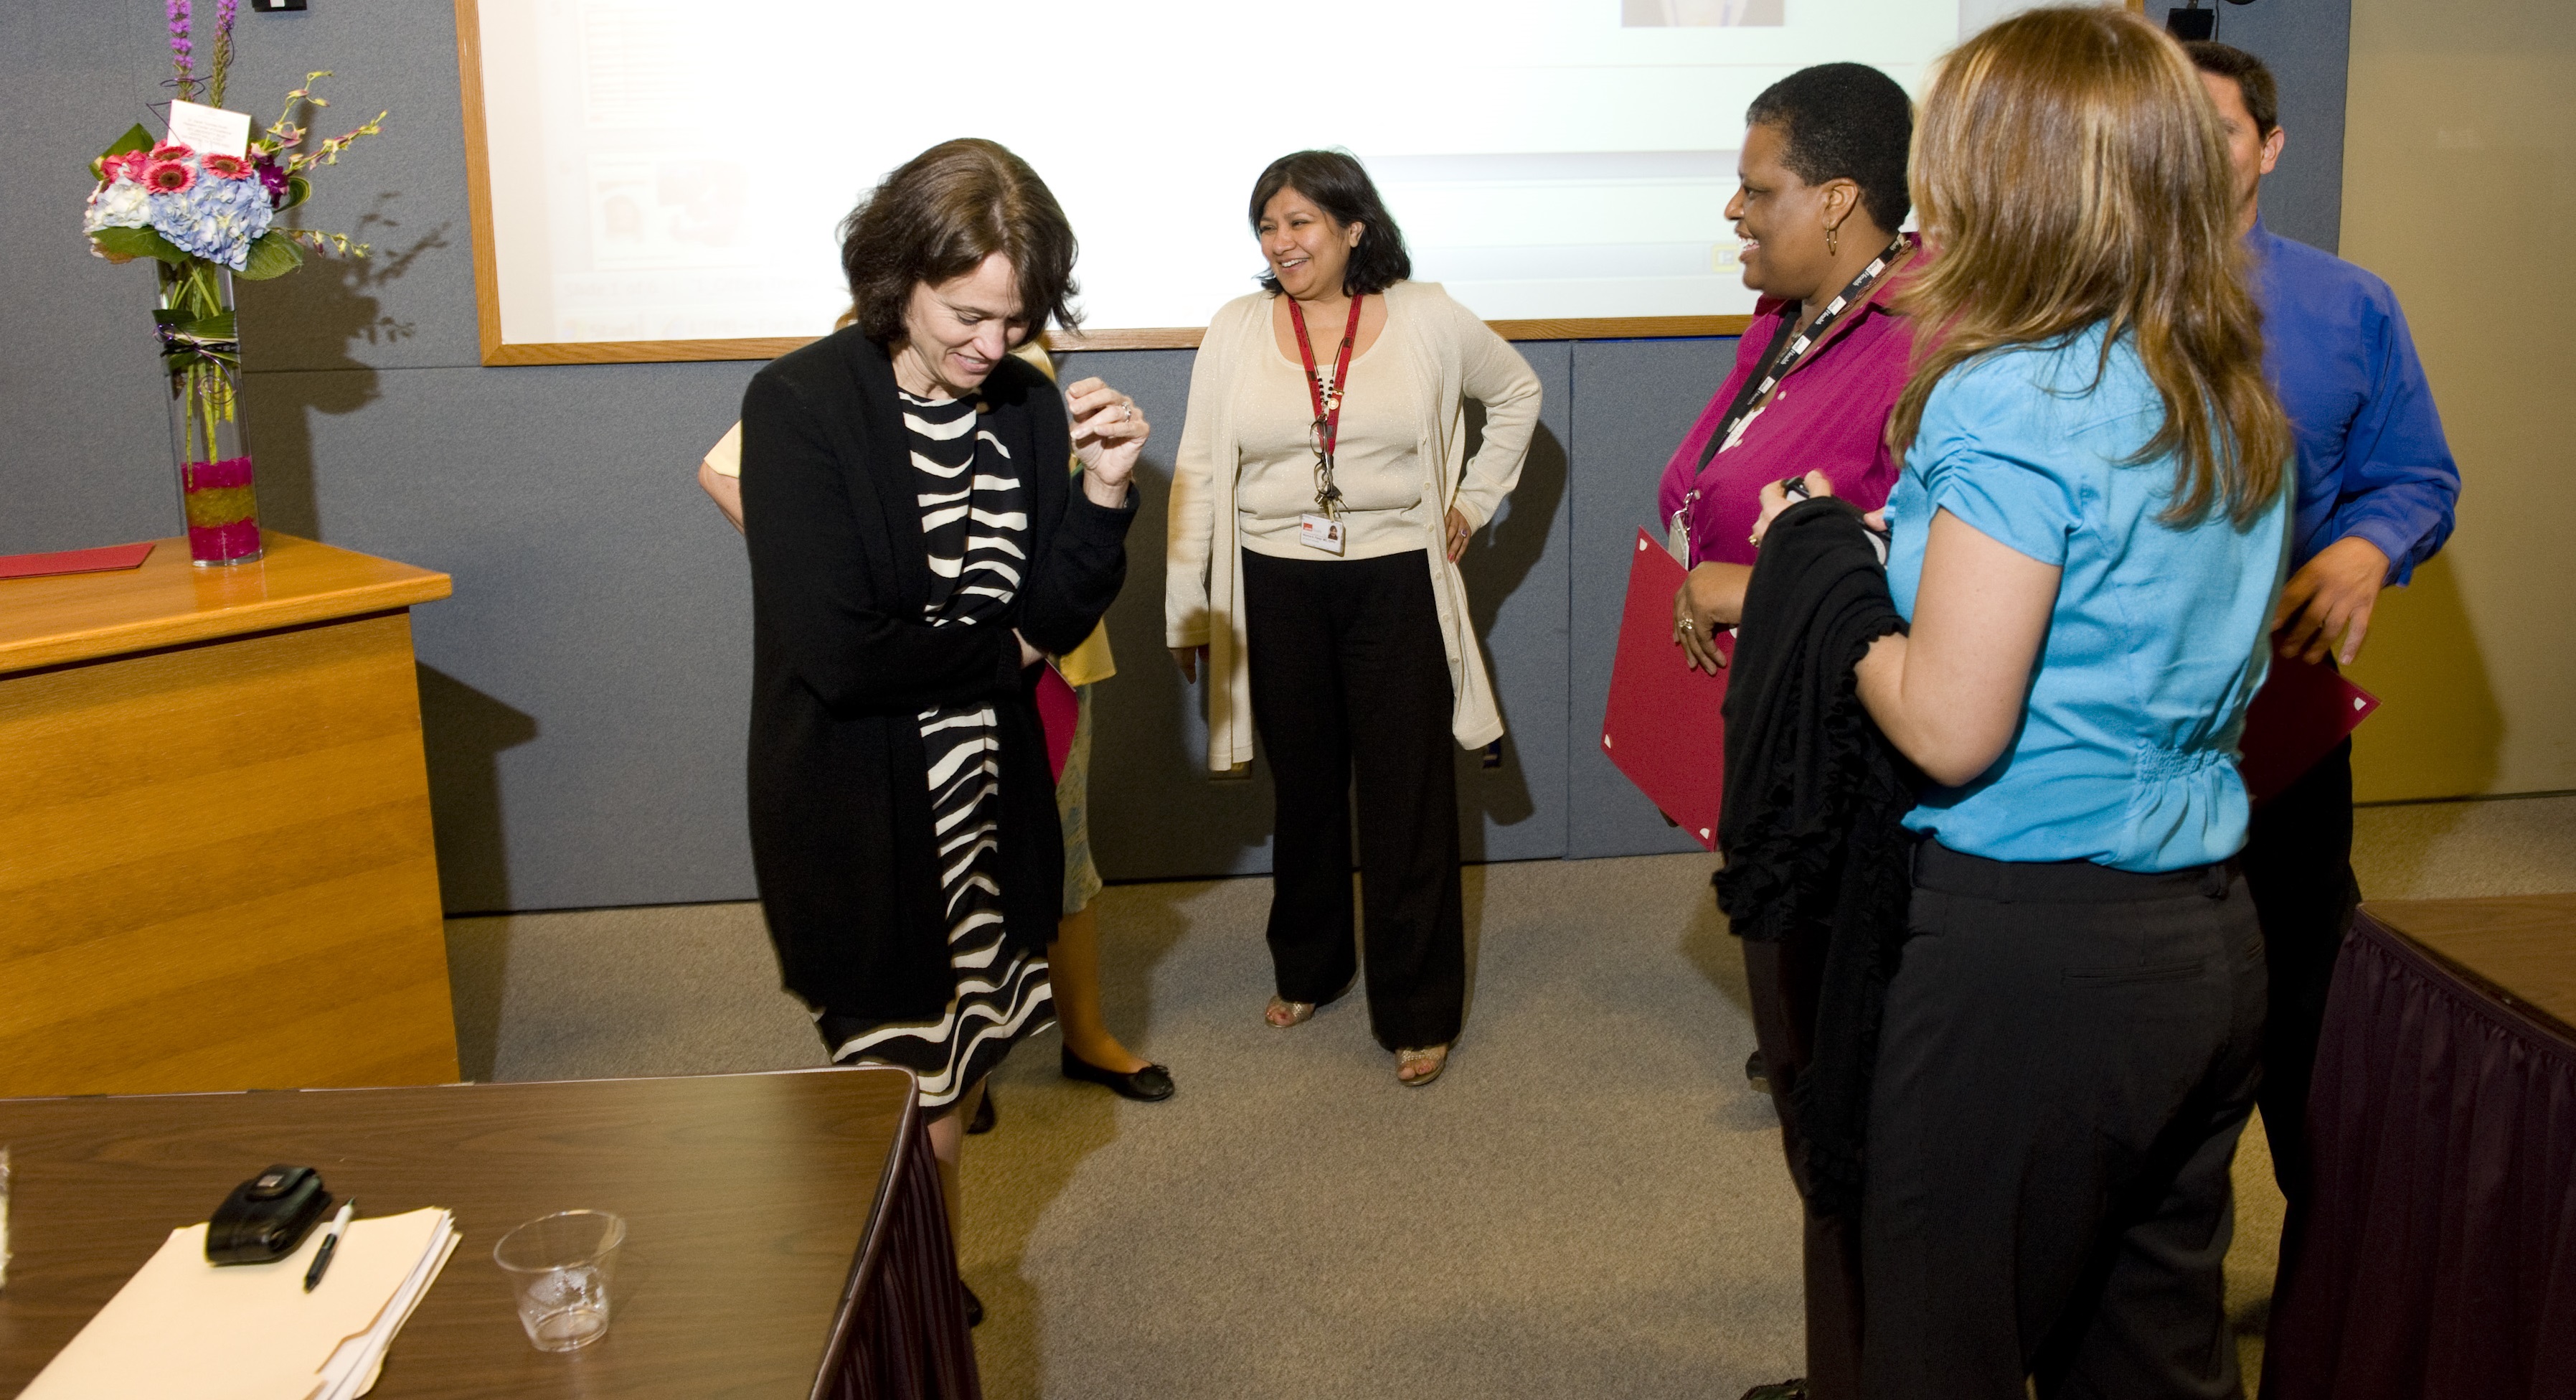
[1299,513,1346,555]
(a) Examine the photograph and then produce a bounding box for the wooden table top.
[2361,893,2576,1041]
[0,533,450,675]
[0,1068,917,1399]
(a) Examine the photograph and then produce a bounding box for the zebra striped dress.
[819,388,1055,1107]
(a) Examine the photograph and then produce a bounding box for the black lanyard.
[1695,234,1910,475]
[1666,235,1908,560]
[1289,293,1364,518]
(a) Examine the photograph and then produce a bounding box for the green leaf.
[279,175,312,212]
[236,230,305,281]
[90,225,189,265]
[155,309,239,340]
[100,123,154,161]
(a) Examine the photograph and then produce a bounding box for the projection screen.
[456,1,2001,364]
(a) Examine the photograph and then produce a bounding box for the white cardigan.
[1165,281,1543,773]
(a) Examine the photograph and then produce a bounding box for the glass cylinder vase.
[159,263,262,566]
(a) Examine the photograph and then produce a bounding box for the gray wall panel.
[0,0,2356,911]
[3,3,196,558]
[2197,2,2351,255]
[1566,339,1744,860]
[255,361,763,912]
[212,0,486,373]
[1057,349,1280,883]
[1453,341,1574,864]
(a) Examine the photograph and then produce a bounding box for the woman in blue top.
[1758,10,2293,1397]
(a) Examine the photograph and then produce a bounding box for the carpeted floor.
[445,793,2576,1399]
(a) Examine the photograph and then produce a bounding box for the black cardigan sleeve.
[1017,486,1136,656]
[740,366,1022,718]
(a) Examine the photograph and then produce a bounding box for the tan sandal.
[1396,1044,1450,1086]
[1265,995,1316,1028]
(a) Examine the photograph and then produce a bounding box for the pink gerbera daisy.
[149,141,194,164]
[145,160,196,194]
[201,153,253,179]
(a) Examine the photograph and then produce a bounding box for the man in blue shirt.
[2188,37,2461,1247]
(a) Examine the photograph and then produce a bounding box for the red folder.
[1037,662,1080,784]
[1602,530,1731,850]
[2238,653,2378,806]
[0,542,154,580]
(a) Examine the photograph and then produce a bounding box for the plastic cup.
[492,1210,624,1351]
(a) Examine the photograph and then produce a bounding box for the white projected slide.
[461,1,1987,357]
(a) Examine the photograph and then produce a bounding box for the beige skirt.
[1056,685,1102,916]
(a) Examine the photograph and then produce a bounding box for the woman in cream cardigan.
[1166,150,1541,1086]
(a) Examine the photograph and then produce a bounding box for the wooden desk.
[0,1068,979,1399]
[0,533,460,1096]
[2264,894,2576,1399]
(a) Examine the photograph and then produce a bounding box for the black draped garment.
[1716,496,1917,1218]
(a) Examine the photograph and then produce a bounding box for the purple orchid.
[253,154,291,207]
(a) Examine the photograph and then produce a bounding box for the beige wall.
[2338,0,2576,800]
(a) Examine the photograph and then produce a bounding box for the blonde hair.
[1892,5,2288,525]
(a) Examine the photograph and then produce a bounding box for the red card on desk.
[0,542,154,580]
[1602,530,1730,850]
[2239,654,2378,806]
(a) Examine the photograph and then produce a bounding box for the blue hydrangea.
[83,179,152,235]
[148,164,275,271]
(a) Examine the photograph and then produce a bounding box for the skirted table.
[2263,893,2576,1399]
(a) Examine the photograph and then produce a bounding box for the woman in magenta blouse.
[1661,64,1917,1400]
[1664,67,1919,678]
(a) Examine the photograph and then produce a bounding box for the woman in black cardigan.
[739,140,1143,1298]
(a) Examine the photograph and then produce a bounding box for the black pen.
[303,1198,356,1292]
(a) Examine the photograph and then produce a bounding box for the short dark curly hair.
[1744,62,1915,235]
[1247,150,1412,297]
[2184,41,2279,137]
[839,138,1080,344]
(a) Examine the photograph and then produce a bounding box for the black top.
[739,329,1133,1020]
[1717,497,1916,1219]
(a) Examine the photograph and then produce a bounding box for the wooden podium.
[0,532,461,1096]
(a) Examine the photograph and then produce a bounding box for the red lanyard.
[1288,292,1364,463]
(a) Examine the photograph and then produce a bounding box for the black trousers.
[1745,935,1866,1400]
[2238,738,2359,1389]
[1862,842,2265,1400]
[2239,737,2360,1209]
[1242,548,1466,1051]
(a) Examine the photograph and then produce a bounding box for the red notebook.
[0,542,154,580]
[1602,530,1732,850]
[1037,662,1080,784]
[2239,653,2379,805]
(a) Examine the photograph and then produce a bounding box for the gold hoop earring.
[1826,224,1839,255]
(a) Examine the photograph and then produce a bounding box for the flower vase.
[159,263,261,565]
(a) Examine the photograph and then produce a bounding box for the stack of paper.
[23,1207,461,1400]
